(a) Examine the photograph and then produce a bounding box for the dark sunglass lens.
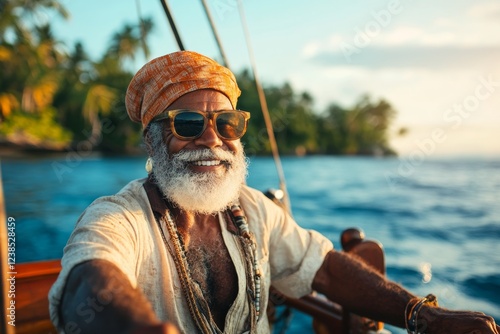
[216,113,245,139]
[174,112,205,138]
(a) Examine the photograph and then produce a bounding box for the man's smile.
[191,160,222,167]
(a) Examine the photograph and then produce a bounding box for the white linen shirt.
[49,178,333,333]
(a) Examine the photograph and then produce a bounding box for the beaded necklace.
[155,201,261,334]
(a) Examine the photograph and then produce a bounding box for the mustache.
[172,148,237,163]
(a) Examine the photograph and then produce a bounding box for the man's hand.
[419,306,499,334]
[313,250,499,333]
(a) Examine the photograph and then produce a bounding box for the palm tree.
[1,0,154,151]
[107,17,154,65]
[82,84,117,145]
[1,0,68,115]
[138,17,154,60]
[21,24,63,113]
[0,0,69,43]
[77,17,155,147]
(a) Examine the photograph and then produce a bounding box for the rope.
[199,0,230,68]
[236,0,292,214]
[159,0,185,50]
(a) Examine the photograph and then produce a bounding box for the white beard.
[151,143,248,214]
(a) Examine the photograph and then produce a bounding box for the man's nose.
[194,121,222,148]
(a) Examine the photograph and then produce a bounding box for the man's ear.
[143,126,154,156]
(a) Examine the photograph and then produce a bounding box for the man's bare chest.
[183,227,239,329]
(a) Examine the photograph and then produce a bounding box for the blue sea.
[2,155,500,333]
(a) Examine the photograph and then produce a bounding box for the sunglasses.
[151,109,251,141]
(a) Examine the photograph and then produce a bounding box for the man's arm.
[59,259,179,334]
[312,250,499,334]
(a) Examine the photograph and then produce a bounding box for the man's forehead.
[167,89,233,111]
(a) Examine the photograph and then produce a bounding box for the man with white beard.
[49,51,499,334]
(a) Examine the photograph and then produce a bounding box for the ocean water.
[2,155,500,333]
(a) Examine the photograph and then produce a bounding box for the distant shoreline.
[0,143,147,160]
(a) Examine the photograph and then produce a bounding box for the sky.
[49,0,500,156]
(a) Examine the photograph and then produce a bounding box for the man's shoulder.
[239,184,267,202]
[239,185,283,214]
[89,178,149,213]
[117,177,148,196]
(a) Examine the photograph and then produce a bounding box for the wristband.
[405,294,438,334]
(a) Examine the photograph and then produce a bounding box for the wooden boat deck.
[15,259,61,334]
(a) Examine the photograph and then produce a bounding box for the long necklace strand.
[155,203,261,334]
[157,213,214,334]
[229,203,261,327]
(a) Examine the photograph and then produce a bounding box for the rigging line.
[159,0,185,51]
[236,0,292,213]
[199,0,230,68]
[135,0,150,60]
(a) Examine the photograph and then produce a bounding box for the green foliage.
[0,0,151,153]
[0,107,72,148]
[237,72,397,156]
[316,96,396,155]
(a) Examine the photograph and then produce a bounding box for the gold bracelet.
[404,297,420,332]
[405,294,438,334]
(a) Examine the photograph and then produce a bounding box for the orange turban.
[126,51,241,128]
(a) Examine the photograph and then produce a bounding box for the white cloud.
[433,17,455,28]
[467,2,500,19]
[301,42,321,58]
[301,5,500,69]
[301,34,347,58]
[376,26,458,46]
[310,45,500,70]
[379,26,424,45]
